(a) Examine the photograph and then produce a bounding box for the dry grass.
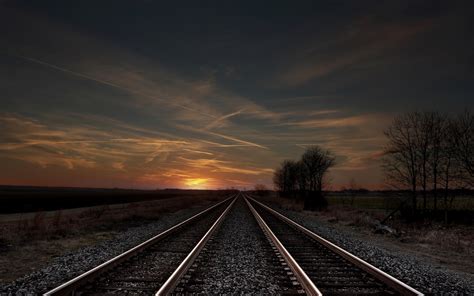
[0,192,228,283]
[2,193,225,243]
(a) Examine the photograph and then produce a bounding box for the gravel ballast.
[176,197,298,294]
[262,200,474,295]
[3,195,473,295]
[0,200,219,295]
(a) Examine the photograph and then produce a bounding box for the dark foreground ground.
[1,190,473,295]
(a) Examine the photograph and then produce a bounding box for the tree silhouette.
[273,146,335,210]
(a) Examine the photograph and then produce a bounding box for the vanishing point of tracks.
[44,193,423,296]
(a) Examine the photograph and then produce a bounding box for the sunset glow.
[0,2,472,190]
[184,178,210,189]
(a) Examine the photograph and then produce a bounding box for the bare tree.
[273,165,284,193]
[440,117,467,222]
[287,160,300,198]
[272,146,335,209]
[383,110,472,222]
[415,112,433,212]
[438,112,474,223]
[428,112,447,211]
[300,146,336,210]
[383,113,420,214]
[295,160,308,200]
[452,110,474,187]
[273,160,298,198]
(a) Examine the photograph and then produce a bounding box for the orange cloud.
[282,115,368,129]
[0,113,278,189]
[178,157,273,176]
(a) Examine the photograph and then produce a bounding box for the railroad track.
[44,192,423,295]
[170,195,303,295]
[245,193,423,296]
[43,194,237,295]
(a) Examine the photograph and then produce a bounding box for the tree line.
[272,110,472,221]
[382,110,473,219]
[273,146,335,210]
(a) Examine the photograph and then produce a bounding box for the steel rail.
[244,196,322,296]
[246,194,423,296]
[43,194,237,296]
[156,193,238,295]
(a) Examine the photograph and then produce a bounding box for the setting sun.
[184,178,209,189]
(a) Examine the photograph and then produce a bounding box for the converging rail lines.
[44,192,422,295]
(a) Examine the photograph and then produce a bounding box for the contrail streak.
[205,130,268,149]
[205,108,245,130]
[11,54,218,119]
[7,53,268,150]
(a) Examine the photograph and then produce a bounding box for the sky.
[0,1,473,190]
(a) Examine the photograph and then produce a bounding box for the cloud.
[12,53,219,119]
[12,40,287,153]
[279,17,435,86]
[2,4,430,190]
[178,157,273,176]
[204,108,245,130]
[0,113,195,169]
[112,162,125,171]
[183,148,214,156]
[205,130,268,150]
[176,124,268,150]
[281,115,368,129]
[197,140,257,148]
[2,5,284,136]
[0,112,276,188]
